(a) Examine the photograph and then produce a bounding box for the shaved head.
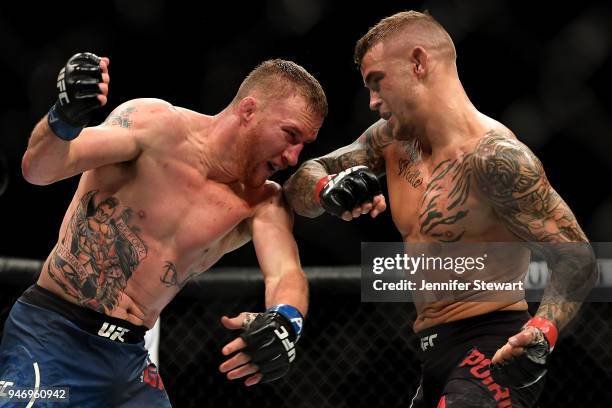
[232,59,327,119]
[354,11,456,68]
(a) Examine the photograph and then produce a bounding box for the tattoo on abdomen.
[160,261,198,288]
[418,157,472,242]
[47,190,147,313]
[160,261,178,287]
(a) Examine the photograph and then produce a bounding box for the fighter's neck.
[411,83,485,156]
[193,109,243,184]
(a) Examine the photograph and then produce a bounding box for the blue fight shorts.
[0,285,171,407]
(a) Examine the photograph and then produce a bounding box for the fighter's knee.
[439,379,499,408]
[438,392,498,408]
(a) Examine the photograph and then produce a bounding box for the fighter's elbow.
[21,151,40,184]
[566,243,599,287]
[21,151,57,185]
[298,209,325,218]
[580,247,600,285]
[282,187,324,218]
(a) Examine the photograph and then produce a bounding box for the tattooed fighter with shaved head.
[284,11,597,408]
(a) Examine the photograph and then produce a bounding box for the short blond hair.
[354,10,456,67]
[233,59,328,118]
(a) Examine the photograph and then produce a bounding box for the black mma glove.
[314,165,381,218]
[240,304,304,383]
[47,52,104,140]
[490,316,558,388]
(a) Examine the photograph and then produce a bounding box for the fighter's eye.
[285,129,298,143]
[372,78,381,92]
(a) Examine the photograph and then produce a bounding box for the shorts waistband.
[416,310,530,355]
[417,310,530,340]
[18,284,147,344]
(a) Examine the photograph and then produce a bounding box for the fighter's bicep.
[471,133,587,242]
[66,100,178,176]
[252,190,300,278]
[65,105,145,175]
[67,127,140,173]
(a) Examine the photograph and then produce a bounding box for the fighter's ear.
[411,46,428,77]
[238,97,257,123]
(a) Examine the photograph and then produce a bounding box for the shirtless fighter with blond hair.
[284,11,597,407]
[0,52,326,407]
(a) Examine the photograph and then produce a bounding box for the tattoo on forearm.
[283,120,393,217]
[536,240,597,329]
[471,131,597,330]
[536,301,582,330]
[103,107,137,128]
[47,190,147,314]
[283,161,329,217]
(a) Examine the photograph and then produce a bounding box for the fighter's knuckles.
[228,363,259,380]
[97,94,108,106]
[245,373,263,387]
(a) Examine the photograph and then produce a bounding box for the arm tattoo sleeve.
[283,120,393,218]
[471,132,598,330]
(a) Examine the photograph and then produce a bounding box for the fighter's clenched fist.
[48,52,110,140]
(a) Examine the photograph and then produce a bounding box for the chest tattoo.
[418,157,473,242]
[397,140,424,188]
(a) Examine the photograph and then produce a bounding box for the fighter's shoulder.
[258,181,285,206]
[357,119,395,151]
[469,128,545,189]
[102,98,184,133]
[471,128,538,160]
[252,181,292,216]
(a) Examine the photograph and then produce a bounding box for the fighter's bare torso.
[288,114,532,331]
[37,100,278,328]
[385,129,517,243]
[382,118,529,331]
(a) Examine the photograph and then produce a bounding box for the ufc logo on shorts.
[274,326,296,362]
[57,67,70,105]
[420,334,438,351]
[0,381,14,397]
[98,322,130,342]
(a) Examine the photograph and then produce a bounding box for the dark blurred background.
[1,0,611,263]
[1,2,612,407]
